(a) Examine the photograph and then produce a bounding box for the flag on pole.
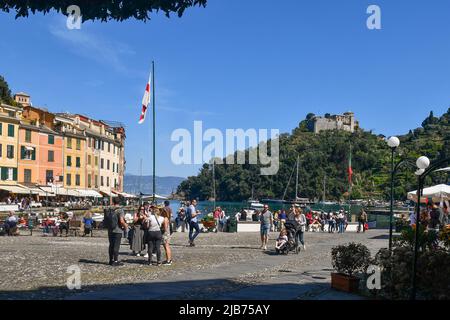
[348,146,353,186]
[138,73,151,124]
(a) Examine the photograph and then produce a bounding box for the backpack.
[103,208,118,231]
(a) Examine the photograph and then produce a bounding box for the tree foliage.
[178,109,450,202]
[0,0,207,22]
[0,75,14,105]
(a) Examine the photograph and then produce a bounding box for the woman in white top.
[145,208,165,266]
[295,208,307,250]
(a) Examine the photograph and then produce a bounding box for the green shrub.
[331,243,371,277]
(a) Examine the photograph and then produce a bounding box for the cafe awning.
[407,184,450,202]
[0,185,31,194]
[76,189,103,198]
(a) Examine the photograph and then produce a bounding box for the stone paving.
[0,228,389,300]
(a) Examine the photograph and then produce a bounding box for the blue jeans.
[339,222,344,233]
[296,231,304,246]
[189,221,200,242]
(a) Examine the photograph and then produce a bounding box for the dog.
[310,223,321,232]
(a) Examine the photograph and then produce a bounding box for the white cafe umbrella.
[407,184,450,203]
[141,194,168,201]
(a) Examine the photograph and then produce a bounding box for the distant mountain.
[123,174,185,196]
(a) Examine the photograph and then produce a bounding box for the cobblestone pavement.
[0,229,389,300]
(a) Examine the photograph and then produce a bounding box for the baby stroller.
[276,220,301,255]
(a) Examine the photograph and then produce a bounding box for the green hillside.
[177,110,450,202]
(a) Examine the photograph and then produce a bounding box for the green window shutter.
[0,123,2,135]
[13,168,17,181]
[1,168,7,180]
[21,146,26,160]
[48,135,54,145]
[32,148,36,161]
[8,124,14,137]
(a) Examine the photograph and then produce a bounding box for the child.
[275,229,288,250]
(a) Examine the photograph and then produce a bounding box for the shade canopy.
[141,194,168,201]
[0,185,31,194]
[76,189,103,198]
[407,184,450,202]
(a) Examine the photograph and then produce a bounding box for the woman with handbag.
[145,207,165,266]
[295,208,307,251]
[131,206,146,256]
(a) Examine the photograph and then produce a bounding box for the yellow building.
[0,103,21,185]
[54,114,86,190]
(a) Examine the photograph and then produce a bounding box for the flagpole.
[152,61,156,204]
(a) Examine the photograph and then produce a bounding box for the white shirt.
[148,214,165,232]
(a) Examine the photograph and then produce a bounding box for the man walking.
[105,198,128,266]
[187,199,200,247]
[260,204,273,251]
[357,209,368,233]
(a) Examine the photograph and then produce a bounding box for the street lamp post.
[410,155,449,300]
[387,137,400,251]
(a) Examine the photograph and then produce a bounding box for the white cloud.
[49,23,139,76]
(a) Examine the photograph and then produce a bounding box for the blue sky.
[1,0,449,178]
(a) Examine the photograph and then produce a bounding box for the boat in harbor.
[283,156,315,206]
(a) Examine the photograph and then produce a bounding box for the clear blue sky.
[1,0,449,178]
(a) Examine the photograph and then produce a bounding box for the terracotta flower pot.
[331,273,360,293]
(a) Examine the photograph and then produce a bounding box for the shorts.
[163,232,171,244]
[260,224,270,236]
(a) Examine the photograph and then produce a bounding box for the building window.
[112,163,115,173]
[107,177,110,187]
[88,155,91,165]
[7,145,14,159]
[7,124,14,137]
[67,156,72,167]
[66,174,72,186]
[67,137,72,149]
[88,174,92,188]
[95,157,98,166]
[0,123,2,135]
[75,174,80,186]
[0,144,2,157]
[7,168,15,181]
[101,176,104,187]
[102,141,105,151]
[76,139,81,150]
[21,146,36,160]
[25,129,32,143]
[88,138,92,148]
[95,175,98,187]
[107,160,110,170]
[48,135,55,145]
[48,150,54,162]
[46,170,54,183]
[108,143,111,153]
[24,169,32,183]
[114,179,117,189]
[101,159,104,169]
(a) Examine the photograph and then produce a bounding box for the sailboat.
[283,156,314,206]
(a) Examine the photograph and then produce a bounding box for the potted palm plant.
[331,242,371,293]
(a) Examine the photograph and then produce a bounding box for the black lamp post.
[410,156,450,300]
[387,137,400,250]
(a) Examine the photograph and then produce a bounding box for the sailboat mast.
[295,156,299,200]
[212,160,216,210]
